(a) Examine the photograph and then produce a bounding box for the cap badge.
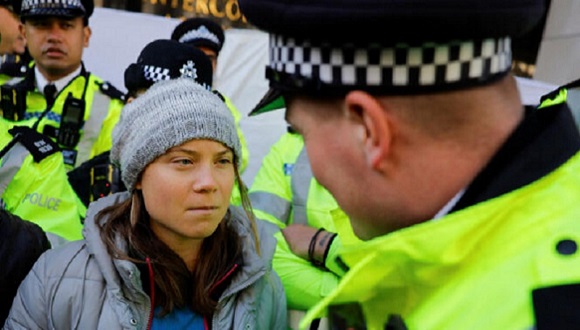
[179,60,198,80]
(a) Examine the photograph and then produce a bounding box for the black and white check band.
[269,35,512,91]
[143,65,171,83]
[178,26,221,47]
[22,0,84,11]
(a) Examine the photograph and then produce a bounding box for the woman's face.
[136,139,235,247]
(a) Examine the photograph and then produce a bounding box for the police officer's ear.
[18,23,26,44]
[344,91,392,173]
[82,25,91,48]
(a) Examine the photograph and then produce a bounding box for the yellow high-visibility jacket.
[301,101,580,329]
[250,131,359,310]
[1,64,125,170]
[0,119,85,247]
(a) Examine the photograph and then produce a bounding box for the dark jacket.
[0,210,50,325]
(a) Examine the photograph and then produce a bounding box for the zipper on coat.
[146,257,155,330]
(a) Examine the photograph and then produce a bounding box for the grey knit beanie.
[110,78,241,191]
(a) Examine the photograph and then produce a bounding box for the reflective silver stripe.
[76,87,111,165]
[4,76,25,86]
[249,191,292,224]
[291,146,313,225]
[0,143,29,197]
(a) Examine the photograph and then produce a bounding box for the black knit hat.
[19,0,94,20]
[124,39,213,95]
[171,17,225,55]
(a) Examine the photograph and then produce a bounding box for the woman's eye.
[218,158,232,165]
[176,159,192,165]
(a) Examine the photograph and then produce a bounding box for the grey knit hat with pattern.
[111,78,241,191]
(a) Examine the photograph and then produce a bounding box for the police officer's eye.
[31,21,48,27]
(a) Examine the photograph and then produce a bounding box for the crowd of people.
[1,0,580,329]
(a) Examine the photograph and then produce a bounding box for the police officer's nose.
[46,24,64,42]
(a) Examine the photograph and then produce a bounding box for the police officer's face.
[286,92,408,240]
[0,7,26,55]
[197,46,218,73]
[285,95,378,235]
[24,16,91,80]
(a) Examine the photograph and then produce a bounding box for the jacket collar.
[81,193,272,300]
[451,103,580,212]
[10,62,89,92]
[35,65,82,95]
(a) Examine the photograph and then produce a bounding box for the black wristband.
[308,228,326,267]
[322,233,338,265]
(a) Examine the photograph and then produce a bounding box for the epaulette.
[0,54,30,78]
[540,78,580,104]
[8,126,60,163]
[99,81,127,103]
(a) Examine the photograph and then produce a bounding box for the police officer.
[0,0,25,56]
[0,0,30,84]
[0,0,125,171]
[240,0,580,329]
[250,129,359,313]
[171,18,249,175]
[0,119,85,247]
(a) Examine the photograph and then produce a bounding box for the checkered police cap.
[0,0,14,9]
[143,66,171,82]
[171,17,225,55]
[124,39,213,95]
[20,0,93,20]
[239,0,547,116]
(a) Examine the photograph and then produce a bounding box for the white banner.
[84,8,286,185]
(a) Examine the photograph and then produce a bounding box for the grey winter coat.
[3,192,287,330]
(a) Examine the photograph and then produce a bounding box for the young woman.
[4,78,287,329]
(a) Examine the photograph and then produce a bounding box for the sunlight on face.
[24,16,90,80]
[136,139,235,248]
